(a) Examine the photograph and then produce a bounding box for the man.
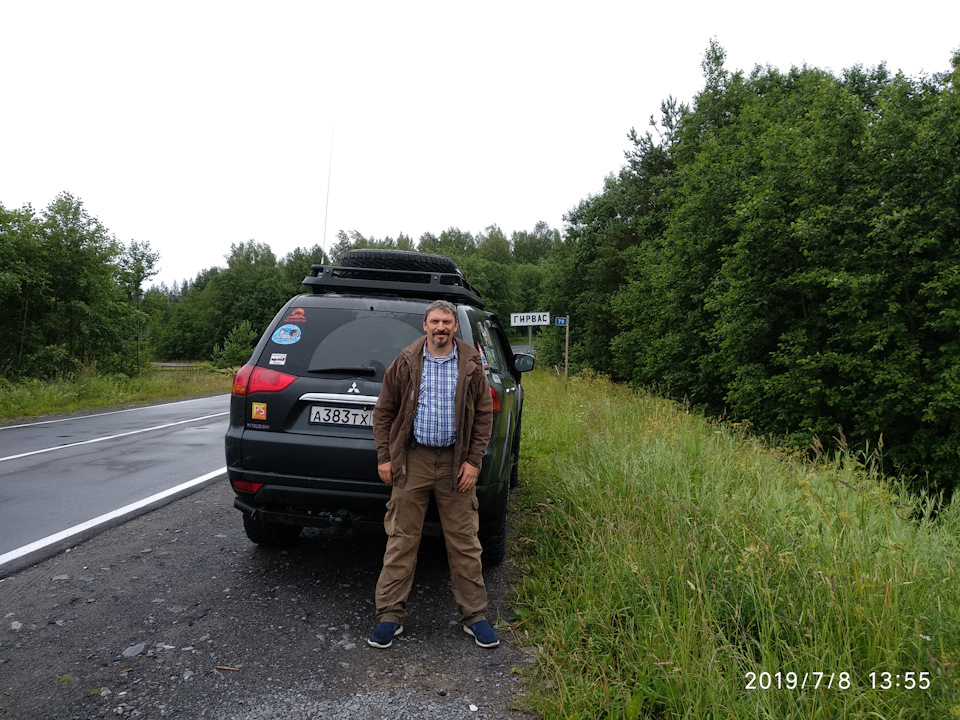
[368,299,498,649]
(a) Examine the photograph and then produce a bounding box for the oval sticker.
[271,324,302,345]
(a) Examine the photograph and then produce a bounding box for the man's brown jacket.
[373,336,493,488]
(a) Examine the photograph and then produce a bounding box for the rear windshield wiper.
[308,366,378,376]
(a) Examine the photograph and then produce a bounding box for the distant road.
[0,395,229,574]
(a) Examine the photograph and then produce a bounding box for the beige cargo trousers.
[374,443,488,626]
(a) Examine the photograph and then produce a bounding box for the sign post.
[510,312,551,351]
[555,316,569,383]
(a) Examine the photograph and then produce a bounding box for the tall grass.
[0,368,232,422]
[510,371,960,719]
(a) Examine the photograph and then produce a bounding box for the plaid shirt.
[413,342,458,447]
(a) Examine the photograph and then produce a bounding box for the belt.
[409,437,454,450]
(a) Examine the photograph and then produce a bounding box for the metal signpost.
[555,316,569,383]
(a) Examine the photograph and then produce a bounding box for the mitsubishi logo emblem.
[347,382,360,394]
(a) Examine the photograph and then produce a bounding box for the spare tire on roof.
[340,249,459,274]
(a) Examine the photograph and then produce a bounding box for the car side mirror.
[513,353,535,373]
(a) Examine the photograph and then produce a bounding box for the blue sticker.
[271,324,302,345]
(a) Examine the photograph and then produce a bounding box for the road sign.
[510,312,551,327]
[555,317,568,326]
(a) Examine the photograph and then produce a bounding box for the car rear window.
[260,307,424,379]
[469,315,509,374]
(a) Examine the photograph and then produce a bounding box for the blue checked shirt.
[413,342,458,447]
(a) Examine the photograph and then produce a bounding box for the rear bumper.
[233,495,394,533]
[227,440,506,534]
[227,465,390,511]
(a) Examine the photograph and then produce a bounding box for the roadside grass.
[0,366,233,423]
[510,370,960,719]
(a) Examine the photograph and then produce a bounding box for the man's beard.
[430,332,451,349]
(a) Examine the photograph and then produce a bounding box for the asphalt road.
[0,397,539,719]
[0,396,230,574]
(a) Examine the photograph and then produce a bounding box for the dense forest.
[538,43,960,493]
[0,193,162,378]
[2,42,958,492]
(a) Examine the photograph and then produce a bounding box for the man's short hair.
[424,300,457,322]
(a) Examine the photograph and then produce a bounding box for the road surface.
[0,396,229,575]
[0,396,535,719]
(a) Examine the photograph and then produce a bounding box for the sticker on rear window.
[476,342,490,369]
[271,324,302,345]
[269,353,287,365]
[284,308,307,323]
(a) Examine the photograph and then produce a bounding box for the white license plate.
[309,405,373,427]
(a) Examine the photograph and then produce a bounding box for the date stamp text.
[744,671,931,691]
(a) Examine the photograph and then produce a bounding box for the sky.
[2,1,958,288]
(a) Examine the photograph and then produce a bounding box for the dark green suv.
[224,250,534,564]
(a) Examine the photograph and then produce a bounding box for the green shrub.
[21,344,80,381]
[212,320,258,369]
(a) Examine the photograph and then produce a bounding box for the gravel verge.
[0,481,540,719]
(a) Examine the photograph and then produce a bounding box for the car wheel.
[480,513,507,566]
[340,249,459,274]
[242,514,302,547]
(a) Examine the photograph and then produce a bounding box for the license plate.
[309,405,373,427]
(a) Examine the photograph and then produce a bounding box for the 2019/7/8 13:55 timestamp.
[745,670,932,690]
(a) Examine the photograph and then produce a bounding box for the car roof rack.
[302,264,486,308]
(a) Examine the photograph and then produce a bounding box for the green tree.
[40,193,126,367]
[157,239,288,362]
[0,203,45,375]
[418,227,475,264]
[116,240,161,374]
[541,108,675,376]
[511,221,558,265]
[457,254,519,324]
[1,195,171,377]
[476,225,512,265]
[279,244,328,292]
[155,271,221,360]
[212,320,259,368]
[0,193,136,377]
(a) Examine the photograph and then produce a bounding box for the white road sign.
[510,312,551,327]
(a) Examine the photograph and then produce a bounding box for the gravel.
[0,482,540,719]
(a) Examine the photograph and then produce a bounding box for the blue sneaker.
[463,620,499,648]
[367,621,403,648]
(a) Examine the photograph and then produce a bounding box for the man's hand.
[456,461,479,492]
[377,461,393,486]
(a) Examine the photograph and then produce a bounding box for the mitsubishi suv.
[224,250,534,565]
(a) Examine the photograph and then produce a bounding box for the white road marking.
[0,467,226,569]
[0,395,230,430]
[0,412,229,463]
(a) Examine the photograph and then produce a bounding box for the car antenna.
[322,124,335,262]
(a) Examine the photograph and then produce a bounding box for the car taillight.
[231,364,297,396]
[231,479,263,493]
[490,386,502,413]
[231,364,254,395]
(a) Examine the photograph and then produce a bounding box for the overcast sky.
[3,1,958,287]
